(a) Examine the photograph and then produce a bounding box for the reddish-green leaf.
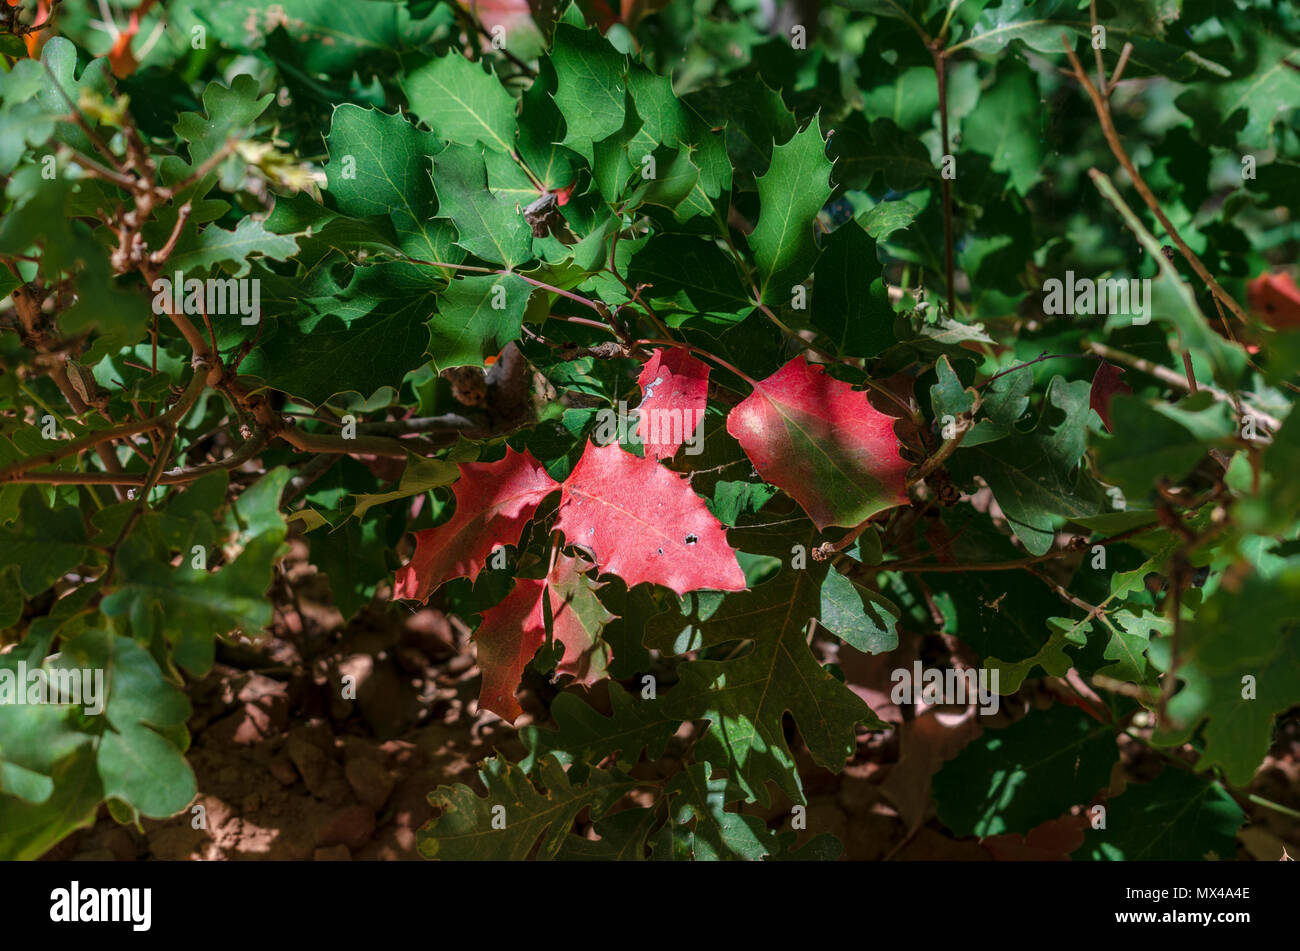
[635,348,709,460]
[555,442,745,596]
[1089,361,1131,433]
[475,554,614,722]
[726,356,909,529]
[393,448,559,603]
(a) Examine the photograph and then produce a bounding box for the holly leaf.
[323,105,459,262]
[242,260,437,405]
[727,356,910,530]
[394,448,560,603]
[750,122,832,303]
[434,143,534,268]
[809,220,893,358]
[826,113,935,193]
[625,235,753,315]
[550,23,628,163]
[431,273,532,371]
[635,348,710,460]
[554,442,745,596]
[401,54,517,154]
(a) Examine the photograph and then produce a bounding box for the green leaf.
[933,704,1117,837]
[431,272,532,370]
[1080,768,1244,861]
[401,54,517,154]
[1094,393,1236,499]
[1151,563,1300,785]
[810,221,893,358]
[1174,36,1300,144]
[951,0,1080,55]
[826,113,935,192]
[750,122,833,303]
[963,63,1045,196]
[0,489,92,597]
[243,260,436,405]
[516,58,580,191]
[350,454,459,522]
[550,24,629,163]
[626,235,752,315]
[819,568,899,654]
[162,73,273,200]
[100,469,291,676]
[166,216,299,278]
[858,199,922,240]
[649,566,886,804]
[519,682,678,771]
[324,104,459,262]
[417,754,637,860]
[309,513,390,620]
[434,143,534,268]
[948,376,1105,556]
[196,0,409,74]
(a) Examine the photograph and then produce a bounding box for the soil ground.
[40,536,1300,861]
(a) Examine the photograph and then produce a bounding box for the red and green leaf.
[726,356,909,530]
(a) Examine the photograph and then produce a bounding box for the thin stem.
[912,413,972,484]
[636,338,756,386]
[1109,42,1133,89]
[0,366,210,483]
[1062,39,1251,325]
[931,43,957,322]
[979,351,1100,389]
[1084,339,1279,434]
[1088,0,1107,97]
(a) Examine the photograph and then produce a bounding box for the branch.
[911,412,973,485]
[0,365,210,483]
[1083,339,1279,435]
[1061,37,1251,325]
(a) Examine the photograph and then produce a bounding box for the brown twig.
[1083,340,1279,434]
[1061,37,1251,325]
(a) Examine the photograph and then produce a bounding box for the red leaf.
[1247,270,1300,330]
[726,356,909,530]
[1089,361,1131,433]
[554,442,745,596]
[474,554,613,721]
[635,348,709,460]
[393,448,559,603]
